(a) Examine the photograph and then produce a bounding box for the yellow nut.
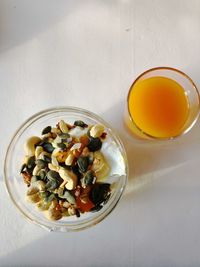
[59,120,69,133]
[65,153,75,166]
[24,136,41,156]
[35,146,43,159]
[90,124,104,138]
[48,163,60,172]
[59,168,77,190]
[68,206,76,216]
[32,165,41,176]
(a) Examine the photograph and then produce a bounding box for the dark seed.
[20,163,27,173]
[77,156,89,173]
[47,170,60,181]
[35,159,47,168]
[27,156,35,169]
[42,126,52,135]
[45,180,58,191]
[74,120,88,128]
[43,155,51,163]
[76,209,80,217]
[43,142,54,153]
[87,137,102,152]
[59,133,70,139]
[57,142,67,150]
[83,170,95,186]
[38,169,47,180]
[71,164,82,179]
[61,191,76,204]
[46,193,57,203]
[90,183,110,206]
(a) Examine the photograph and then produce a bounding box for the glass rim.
[127,66,200,140]
[4,106,129,232]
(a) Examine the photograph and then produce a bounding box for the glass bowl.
[4,107,128,232]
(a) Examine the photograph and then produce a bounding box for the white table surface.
[1,0,200,266]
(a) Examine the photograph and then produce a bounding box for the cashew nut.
[24,136,41,156]
[48,163,60,172]
[58,168,77,190]
[65,153,75,166]
[51,155,59,166]
[38,151,51,160]
[90,124,104,138]
[32,165,41,176]
[35,146,43,159]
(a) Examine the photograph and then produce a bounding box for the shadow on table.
[0,0,121,53]
[101,100,200,198]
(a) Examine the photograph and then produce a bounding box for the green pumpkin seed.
[38,169,47,180]
[74,120,88,128]
[59,133,70,140]
[20,163,27,173]
[45,180,58,191]
[43,155,51,163]
[61,190,76,204]
[27,156,35,169]
[35,159,47,168]
[42,126,52,135]
[46,193,57,203]
[47,170,60,181]
[77,156,89,173]
[82,170,95,186]
[43,142,54,153]
[57,142,66,150]
[87,137,102,152]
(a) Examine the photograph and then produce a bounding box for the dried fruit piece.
[22,171,32,186]
[90,183,110,206]
[87,137,102,152]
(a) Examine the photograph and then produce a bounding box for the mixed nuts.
[20,120,111,221]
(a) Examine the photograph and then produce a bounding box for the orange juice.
[128,76,189,138]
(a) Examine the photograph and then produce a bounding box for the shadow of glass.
[101,101,200,196]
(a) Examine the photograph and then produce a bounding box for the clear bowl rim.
[4,106,129,232]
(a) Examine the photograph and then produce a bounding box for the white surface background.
[1,0,200,266]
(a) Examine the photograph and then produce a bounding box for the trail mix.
[20,120,111,220]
